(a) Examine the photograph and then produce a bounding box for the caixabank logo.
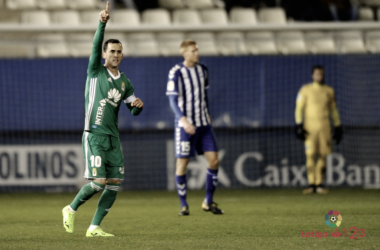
[301,210,365,239]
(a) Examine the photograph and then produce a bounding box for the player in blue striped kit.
[166,40,223,215]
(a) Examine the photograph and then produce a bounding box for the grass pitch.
[0,189,379,250]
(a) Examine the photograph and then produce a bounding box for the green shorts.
[82,132,124,180]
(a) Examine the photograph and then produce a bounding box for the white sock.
[88,225,99,231]
[68,206,76,213]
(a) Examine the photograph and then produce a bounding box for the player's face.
[183,45,199,64]
[312,69,324,83]
[103,43,123,68]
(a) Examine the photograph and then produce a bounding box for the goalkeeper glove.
[295,124,308,141]
[333,126,343,145]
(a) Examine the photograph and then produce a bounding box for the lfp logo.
[325,210,342,228]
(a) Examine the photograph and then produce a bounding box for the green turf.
[0,189,379,250]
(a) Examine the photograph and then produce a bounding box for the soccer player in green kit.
[62,2,144,237]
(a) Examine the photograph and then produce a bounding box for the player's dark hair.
[103,39,122,52]
[312,64,325,83]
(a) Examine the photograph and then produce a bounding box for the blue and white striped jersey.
[166,63,211,127]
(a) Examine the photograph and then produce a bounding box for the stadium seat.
[158,0,185,9]
[230,7,257,24]
[66,33,93,57]
[112,9,140,26]
[258,8,286,24]
[127,33,159,56]
[6,0,36,9]
[362,0,380,7]
[35,0,66,10]
[172,9,201,25]
[186,32,218,55]
[199,9,228,24]
[0,34,34,57]
[216,32,248,55]
[276,31,308,54]
[157,32,185,56]
[359,7,374,21]
[51,10,80,25]
[66,0,98,10]
[365,31,380,53]
[305,32,336,54]
[142,9,171,25]
[337,31,367,53]
[245,31,278,54]
[80,10,101,24]
[184,0,214,9]
[21,10,50,25]
[36,34,69,57]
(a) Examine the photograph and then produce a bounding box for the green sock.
[91,183,120,226]
[70,181,104,211]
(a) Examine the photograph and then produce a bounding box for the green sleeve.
[124,80,143,116]
[88,21,106,75]
[126,103,143,116]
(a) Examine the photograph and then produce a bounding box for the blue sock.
[176,175,188,208]
[205,169,218,204]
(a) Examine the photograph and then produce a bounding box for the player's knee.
[106,179,121,184]
[93,178,107,186]
[209,158,219,169]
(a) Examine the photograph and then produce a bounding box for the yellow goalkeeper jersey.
[295,82,340,127]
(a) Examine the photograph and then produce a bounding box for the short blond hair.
[180,40,197,54]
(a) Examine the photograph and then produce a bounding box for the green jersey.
[84,21,141,137]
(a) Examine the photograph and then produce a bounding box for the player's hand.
[180,117,196,135]
[131,98,144,109]
[295,124,308,141]
[333,126,343,145]
[99,1,110,23]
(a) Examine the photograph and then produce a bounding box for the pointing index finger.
[106,1,109,12]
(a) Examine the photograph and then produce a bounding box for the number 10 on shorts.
[90,155,102,167]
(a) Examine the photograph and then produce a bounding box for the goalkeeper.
[62,2,144,237]
[295,65,342,195]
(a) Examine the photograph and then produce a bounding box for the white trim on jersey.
[181,67,194,125]
[105,66,121,80]
[84,131,90,178]
[196,65,208,126]
[85,78,97,131]
[189,68,201,127]
[124,94,136,103]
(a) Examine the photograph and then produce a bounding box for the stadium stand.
[112,9,140,26]
[258,7,287,24]
[362,0,380,7]
[365,31,380,53]
[158,0,185,9]
[21,10,50,25]
[127,33,159,56]
[51,10,81,25]
[276,31,308,54]
[229,7,257,24]
[337,31,367,53]
[359,7,374,21]
[245,31,278,54]
[66,33,93,57]
[142,8,171,25]
[36,33,69,57]
[36,0,66,10]
[216,31,248,55]
[66,0,99,10]
[81,10,104,24]
[305,32,337,54]
[183,0,214,9]
[172,9,202,25]
[6,0,36,10]
[199,8,228,24]
[157,32,185,56]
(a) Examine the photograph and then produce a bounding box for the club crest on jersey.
[122,82,125,91]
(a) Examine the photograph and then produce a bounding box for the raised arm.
[88,2,110,73]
